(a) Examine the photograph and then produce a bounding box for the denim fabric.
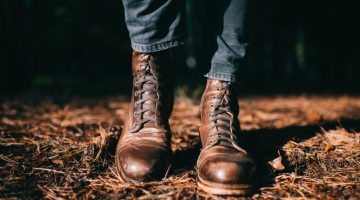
[122,0,187,53]
[205,0,248,82]
[122,0,247,82]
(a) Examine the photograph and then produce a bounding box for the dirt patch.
[0,94,360,199]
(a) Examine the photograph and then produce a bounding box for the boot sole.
[197,176,253,196]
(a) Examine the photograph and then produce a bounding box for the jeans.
[122,0,247,82]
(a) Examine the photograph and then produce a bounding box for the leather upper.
[116,51,173,183]
[197,79,256,186]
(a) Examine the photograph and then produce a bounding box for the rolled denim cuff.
[131,37,185,53]
[204,72,237,83]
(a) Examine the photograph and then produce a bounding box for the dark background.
[1,0,360,95]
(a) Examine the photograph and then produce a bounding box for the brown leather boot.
[115,51,173,184]
[197,79,256,195]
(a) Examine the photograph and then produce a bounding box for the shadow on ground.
[172,118,360,193]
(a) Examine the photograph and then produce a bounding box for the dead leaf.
[324,143,333,153]
[269,156,285,171]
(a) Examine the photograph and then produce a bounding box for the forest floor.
[0,93,360,199]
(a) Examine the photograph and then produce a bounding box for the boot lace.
[207,83,246,153]
[130,54,162,133]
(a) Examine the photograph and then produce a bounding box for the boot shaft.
[199,79,241,148]
[130,50,174,131]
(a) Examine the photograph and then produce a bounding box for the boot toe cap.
[117,145,171,182]
[199,158,256,185]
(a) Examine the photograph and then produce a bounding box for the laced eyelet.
[208,113,211,117]
[134,112,138,117]
[210,104,214,108]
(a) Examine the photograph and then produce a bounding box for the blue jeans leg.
[205,0,248,83]
[122,0,187,53]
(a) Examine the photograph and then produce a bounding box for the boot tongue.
[210,79,227,88]
[142,76,159,128]
[216,105,234,147]
[135,61,163,128]
[132,52,158,75]
[210,80,237,147]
